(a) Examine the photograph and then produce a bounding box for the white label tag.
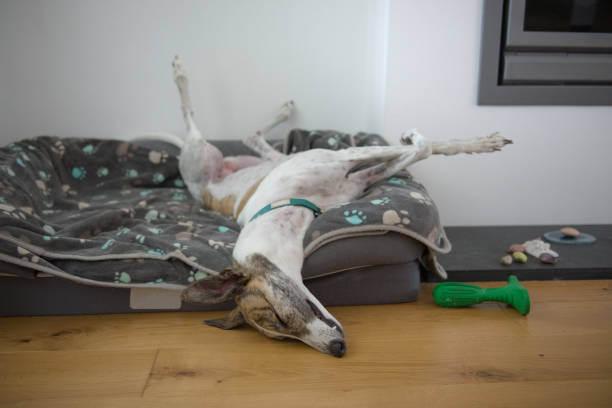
[129,288,182,310]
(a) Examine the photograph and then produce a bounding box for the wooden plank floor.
[1,280,611,407]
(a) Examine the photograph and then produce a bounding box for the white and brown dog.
[166,57,511,357]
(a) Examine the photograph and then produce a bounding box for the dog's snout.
[328,339,346,357]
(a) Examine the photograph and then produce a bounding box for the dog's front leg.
[429,132,512,156]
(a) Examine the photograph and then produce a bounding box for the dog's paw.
[400,129,425,150]
[172,55,188,84]
[475,132,513,153]
[277,100,295,120]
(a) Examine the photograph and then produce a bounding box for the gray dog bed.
[0,130,450,316]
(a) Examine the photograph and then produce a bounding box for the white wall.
[384,0,612,226]
[0,0,388,143]
[2,0,611,227]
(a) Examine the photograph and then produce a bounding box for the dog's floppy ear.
[204,307,245,330]
[181,267,248,304]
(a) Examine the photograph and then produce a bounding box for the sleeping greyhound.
[169,57,512,357]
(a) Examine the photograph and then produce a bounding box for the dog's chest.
[202,178,264,218]
[201,160,276,218]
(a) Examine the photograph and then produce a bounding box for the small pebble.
[560,227,580,238]
[512,252,527,263]
[508,244,526,253]
[500,255,513,265]
[539,253,557,264]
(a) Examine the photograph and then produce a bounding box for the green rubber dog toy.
[433,275,530,315]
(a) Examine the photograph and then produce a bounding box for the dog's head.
[182,254,346,357]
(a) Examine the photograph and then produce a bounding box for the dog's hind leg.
[172,56,225,200]
[348,130,431,184]
[351,130,512,186]
[243,101,294,161]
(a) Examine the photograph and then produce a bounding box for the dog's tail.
[129,132,184,148]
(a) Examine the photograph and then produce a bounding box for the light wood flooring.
[1,280,611,407]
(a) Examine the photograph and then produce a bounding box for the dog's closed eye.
[306,299,342,334]
[271,308,288,328]
[257,299,288,329]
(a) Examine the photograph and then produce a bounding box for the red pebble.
[508,244,526,253]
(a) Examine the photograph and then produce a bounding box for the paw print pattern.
[52,140,66,157]
[72,167,86,180]
[38,170,51,181]
[208,239,235,250]
[148,151,168,164]
[187,270,207,283]
[101,239,115,250]
[121,207,136,218]
[173,242,188,251]
[62,184,77,197]
[20,152,31,163]
[82,144,96,155]
[1,165,15,176]
[382,210,411,228]
[116,227,131,236]
[387,178,407,186]
[152,173,165,184]
[144,210,158,222]
[410,191,433,206]
[370,197,390,206]
[114,271,132,283]
[344,209,367,225]
[125,169,139,178]
[17,247,40,264]
[35,180,51,196]
[97,167,109,177]
[116,142,134,162]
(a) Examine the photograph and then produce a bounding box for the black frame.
[478,0,612,105]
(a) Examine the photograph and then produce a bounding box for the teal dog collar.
[250,199,321,222]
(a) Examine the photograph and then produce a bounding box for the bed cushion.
[0,133,449,301]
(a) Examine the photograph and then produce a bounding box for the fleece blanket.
[0,132,449,290]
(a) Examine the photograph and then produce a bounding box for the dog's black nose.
[329,340,346,357]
